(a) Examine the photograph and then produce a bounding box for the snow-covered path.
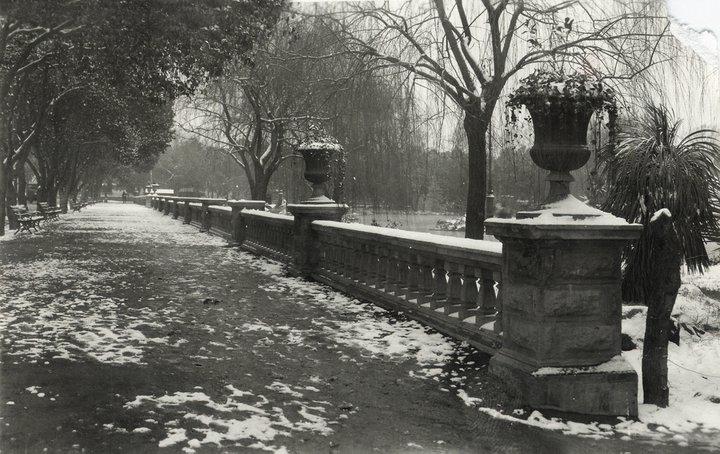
[0,203,715,453]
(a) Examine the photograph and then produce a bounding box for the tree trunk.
[0,162,7,236]
[17,164,27,206]
[47,183,58,207]
[250,174,269,201]
[59,188,70,213]
[5,163,18,230]
[641,212,681,407]
[463,102,488,239]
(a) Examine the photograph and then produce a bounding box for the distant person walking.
[122,191,127,204]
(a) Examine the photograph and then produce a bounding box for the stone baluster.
[480,270,497,315]
[385,248,399,295]
[347,239,361,282]
[356,242,369,285]
[183,201,191,224]
[319,235,332,273]
[325,235,338,276]
[416,255,435,306]
[430,258,447,309]
[375,246,388,290]
[405,252,420,303]
[394,251,410,299]
[444,261,463,315]
[200,202,211,232]
[460,265,479,322]
[493,275,502,334]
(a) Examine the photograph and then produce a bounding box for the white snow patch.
[456,389,483,406]
[650,208,672,222]
[125,384,336,452]
[159,428,187,447]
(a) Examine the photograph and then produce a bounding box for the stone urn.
[296,139,343,204]
[507,70,616,211]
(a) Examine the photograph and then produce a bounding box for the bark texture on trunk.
[17,166,27,206]
[641,213,681,407]
[463,103,488,240]
[250,174,269,202]
[0,163,7,236]
[59,189,69,213]
[5,163,19,229]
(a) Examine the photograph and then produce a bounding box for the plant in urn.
[507,70,616,218]
[296,127,344,204]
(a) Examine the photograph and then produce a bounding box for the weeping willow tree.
[602,103,720,407]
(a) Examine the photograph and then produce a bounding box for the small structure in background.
[143,183,160,195]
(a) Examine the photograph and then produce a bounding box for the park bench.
[10,205,43,234]
[37,202,61,221]
[70,201,89,212]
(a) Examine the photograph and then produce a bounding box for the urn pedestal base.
[490,349,638,417]
[485,206,642,417]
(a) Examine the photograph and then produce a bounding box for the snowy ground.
[619,267,720,437]
[0,203,718,453]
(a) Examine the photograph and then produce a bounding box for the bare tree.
[320,0,669,238]
[178,16,359,201]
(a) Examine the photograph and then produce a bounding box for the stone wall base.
[489,352,638,417]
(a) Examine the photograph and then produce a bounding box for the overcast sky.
[667,0,720,66]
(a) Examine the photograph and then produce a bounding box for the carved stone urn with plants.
[295,125,345,204]
[507,69,617,215]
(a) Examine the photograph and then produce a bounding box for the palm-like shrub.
[604,104,720,285]
[601,103,720,406]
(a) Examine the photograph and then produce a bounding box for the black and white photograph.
[0,0,719,452]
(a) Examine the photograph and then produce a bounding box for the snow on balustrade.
[313,220,503,256]
[242,209,294,222]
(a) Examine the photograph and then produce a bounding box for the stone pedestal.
[200,201,211,232]
[183,201,191,224]
[485,198,642,417]
[229,200,266,245]
[287,202,347,277]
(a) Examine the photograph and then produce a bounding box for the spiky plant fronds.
[602,104,720,300]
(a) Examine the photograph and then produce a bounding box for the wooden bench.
[37,202,61,221]
[10,205,43,234]
[70,201,85,212]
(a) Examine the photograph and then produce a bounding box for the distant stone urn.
[296,136,343,203]
[508,70,616,203]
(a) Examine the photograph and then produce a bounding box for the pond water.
[347,210,467,238]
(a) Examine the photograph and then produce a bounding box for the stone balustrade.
[142,193,637,418]
[312,221,503,353]
[241,210,294,263]
[144,196,503,354]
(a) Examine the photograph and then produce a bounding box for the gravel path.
[0,203,711,453]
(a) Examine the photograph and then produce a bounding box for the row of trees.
[0,0,285,235]
[173,1,672,237]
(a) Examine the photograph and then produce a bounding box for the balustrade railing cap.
[287,202,348,211]
[485,216,642,241]
[198,197,227,204]
[227,199,266,208]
